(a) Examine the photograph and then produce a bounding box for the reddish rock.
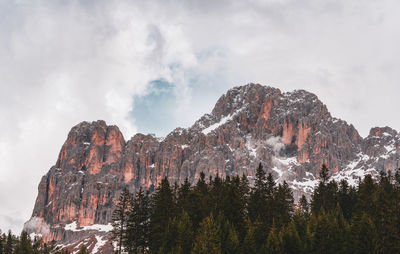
[25,84,400,253]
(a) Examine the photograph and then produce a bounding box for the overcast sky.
[1,0,400,233]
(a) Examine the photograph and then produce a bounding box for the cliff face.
[24,83,400,253]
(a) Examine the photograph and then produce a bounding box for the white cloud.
[266,136,285,154]
[1,0,400,233]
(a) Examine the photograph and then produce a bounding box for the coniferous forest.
[2,164,400,253]
[111,164,400,254]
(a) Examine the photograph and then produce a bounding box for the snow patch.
[245,136,257,158]
[272,167,283,178]
[29,232,43,240]
[202,106,247,135]
[385,144,395,153]
[332,167,377,186]
[274,156,300,167]
[202,115,234,135]
[92,235,107,254]
[290,178,319,193]
[65,222,113,232]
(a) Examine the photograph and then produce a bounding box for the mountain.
[24,83,400,253]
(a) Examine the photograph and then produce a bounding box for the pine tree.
[248,163,268,223]
[355,174,376,217]
[350,213,376,254]
[241,220,257,254]
[265,222,281,254]
[299,195,310,218]
[76,245,89,254]
[209,174,226,217]
[160,210,194,254]
[224,224,239,254]
[159,217,178,254]
[177,178,192,213]
[191,215,221,254]
[338,179,357,220]
[274,181,294,227]
[374,171,400,253]
[189,172,210,228]
[112,188,132,254]
[221,176,246,239]
[150,177,175,253]
[5,231,13,254]
[174,210,194,254]
[311,165,338,215]
[0,233,4,254]
[291,211,311,251]
[280,221,303,254]
[215,214,239,254]
[15,231,33,254]
[310,209,348,254]
[320,164,329,184]
[125,187,150,254]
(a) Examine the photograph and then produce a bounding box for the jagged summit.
[25,83,400,253]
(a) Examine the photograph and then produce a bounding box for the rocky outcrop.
[24,83,400,253]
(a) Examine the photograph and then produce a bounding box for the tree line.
[111,164,400,254]
[0,230,75,254]
[1,163,400,253]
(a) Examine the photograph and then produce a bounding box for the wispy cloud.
[1,0,400,233]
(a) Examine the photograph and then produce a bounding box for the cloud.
[266,136,285,154]
[1,0,400,233]
[23,217,50,235]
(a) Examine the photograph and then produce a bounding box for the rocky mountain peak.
[25,83,400,253]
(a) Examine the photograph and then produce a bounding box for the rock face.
[24,83,400,253]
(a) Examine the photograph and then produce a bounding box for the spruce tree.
[248,163,268,223]
[311,165,338,215]
[338,179,357,220]
[76,245,89,254]
[0,233,4,254]
[310,209,348,254]
[374,171,400,253]
[174,210,194,254]
[320,164,329,183]
[350,213,376,254]
[149,177,175,252]
[355,174,376,217]
[125,187,150,254]
[191,215,222,254]
[299,195,310,218]
[190,172,210,228]
[265,222,281,254]
[274,181,294,227]
[177,178,192,213]
[15,231,33,254]
[112,188,132,254]
[241,220,257,254]
[280,221,303,254]
[5,231,13,254]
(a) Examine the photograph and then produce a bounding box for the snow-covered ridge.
[202,115,234,134]
[202,105,247,135]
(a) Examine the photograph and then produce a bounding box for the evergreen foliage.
[0,230,67,254]
[76,245,89,254]
[3,164,400,253]
[112,187,133,254]
[105,165,400,253]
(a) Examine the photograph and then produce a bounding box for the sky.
[1,0,400,233]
